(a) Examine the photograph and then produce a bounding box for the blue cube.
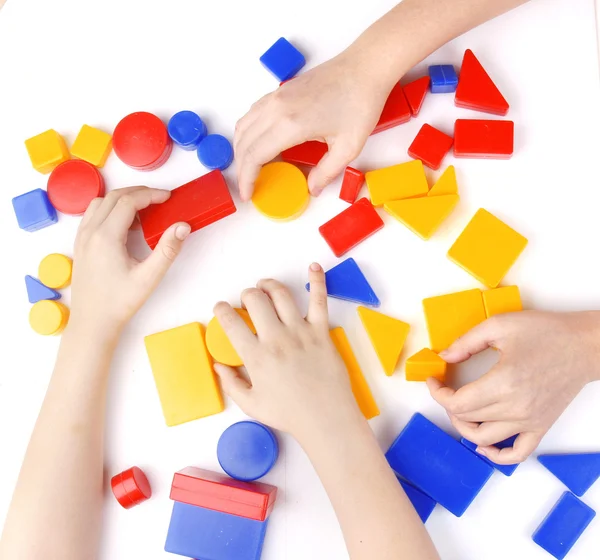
[260,37,305,82]
[12,189,58,232]
[461,436,519,477]
[429,65,458,93]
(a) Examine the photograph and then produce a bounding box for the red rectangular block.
[339,167,365,204]
[454,119,514,159]
[408,124,453,170]
[281,140,328,167]
[372,82,412,135]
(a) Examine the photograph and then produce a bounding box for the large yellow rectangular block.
[483,286,522,317]
[71,124,113,167]
[365,160,429,206]
[24,129,70,174]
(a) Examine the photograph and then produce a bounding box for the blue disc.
[197,134,234,170]
[168,111,207,151]
[217,421,279,481]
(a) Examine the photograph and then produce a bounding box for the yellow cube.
[365,160,429,206]
[24,129,70,174]
[70,125,113,167]
[405,348,447,382]
[483,286,522,317]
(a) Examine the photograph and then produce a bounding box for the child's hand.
[427,311,600,464]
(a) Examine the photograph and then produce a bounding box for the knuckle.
[312,293,328,308]
[213,303,235,326]
[117,194,135,208]
[241,287,262,302]
[160,243,178,262]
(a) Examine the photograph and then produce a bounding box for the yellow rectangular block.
[483,286,522,317]
[145,322,224,427]
[405,348,447,382]
[365,160,429,206]
[24,129,70,174]
[71,124,113,167]
[330,327,380,420]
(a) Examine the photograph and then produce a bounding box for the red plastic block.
[47,160,105,215]
[170,467,277,522]
[339,167,365,204]
[138,170,236,249]
[408,124,454,170]
[319,197,384,257]
[372,82,412,135]
[111,466,152,509]
[455,50,509,116]
[454,119,514,159]
[403,76,430,116]
[281,140,327,167]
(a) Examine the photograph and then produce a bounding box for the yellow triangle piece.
[405,348,447,382]
[358,307,410,376]
[384,194,459,240]
[428,166,457,197]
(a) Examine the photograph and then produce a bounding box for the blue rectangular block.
[385,413,494,516]
[12,189,58,232]
[429,65,458,93]
[260,37,306,82]
[461,436,519,476]
[398,478,436,523]
[533,492,596,560]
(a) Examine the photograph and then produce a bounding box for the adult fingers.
[213,301,258,358]
[450,417,520,448]
[306,263,329,327]
[256,278,302,326]
[233,94,271,153]
[478,432,542,464]
[439,318,503,363]
[79,197,104,229]
[307,139,360,195]
[241,288,283,337]
[213,363,253,412]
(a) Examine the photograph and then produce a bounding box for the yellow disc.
[252,162,310,221]
[29,300,70,336]
[38,253,73,289]
[205,308,256,367]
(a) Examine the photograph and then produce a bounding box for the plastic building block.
[428,165,457,197]
[339,167,364,204]
[533,492,596,560]
[429,65,458,93]
[111,466,152,509]
[12,189,58,232]
[357,306,410,375]
[423,288,486,352]
[260,37,306,81]
[281,140,328,167]
[29,300,69,336]
[405,348,447,382]
[217,422,279,482]
[138,170,236,249]
[113,112,172,170]
[252,162,309,221]
[168,111,207,150]
[454,119,514,159]
[38,253,72,289]
[483,286,522,317]
[70,125,112,167]
[144,322,224,427]
[206,308,257,367]
[384,194,459,240]
[197,134,234,170]
[372,82,412,134]
[25,276,60,304]
[538,454,600,497]
[170,467,277,521]
[398,478,436,523]
[448,208,528,288]
[365,160,429,207]
[455,50,509,116]
[330,327,380,420]
[403,76,430,116]
[24,129,70,174]
[461,436,519,476]
[408,124,454,170]
[47,160,105,215]
[386,413,494,516]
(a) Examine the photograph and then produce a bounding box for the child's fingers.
[478,432,542,465]
[213,301,258,357]
[213,363,253,411]
[256,279,302,326]
[450,417,520,449]
[306,263,329,327]
[241,288,282,335]
[439,318,502,363]
[307,139,359,195]
[79,197,104,229]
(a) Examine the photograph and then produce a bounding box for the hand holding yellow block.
[406,348,447,382]
[206,308,256,367]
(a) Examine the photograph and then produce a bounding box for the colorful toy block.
[206,308,257,367]
[372,82,412,134]
[29,300,69,336]
[357,306,410,375]
[448,209,528,288]
[144,322,224,427]
[252,162,310,221]
[455,50,509,116]
[405,348,447,382]
[47,160,105,215]
[533,492,596,560]
[339,167,364,204]
[25,276,60,304]
[408,124,453,170]
[70,125,113,167]
[423,288,486,352]
[24,129,70,174]
[330,327,380,420]
[398,478,436,523]
[365,160,429,206]
[12,189,58,232]
[260,37,306,81]
[386,413,494,517]
[281,140,328,167]
[454,119,514,159]
[429,65,458,93]
[538,454,600,497]
[483,286,522,317]
[197,134,234,170]
[168,110,207,150]
[461,436,519,476]
[138,170,236,249]
[111,466,152,509]
[38,253,72,289]
[403,76,430,116]
[428,165,458,197]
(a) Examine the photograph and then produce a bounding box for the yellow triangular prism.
[428,166,458,197]
[405,348,447,382]
[358,307,410,376]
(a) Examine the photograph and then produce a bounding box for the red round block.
[47,160,105,215]
[111,466,152,509]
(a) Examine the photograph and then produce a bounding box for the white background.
[0,0,599,558]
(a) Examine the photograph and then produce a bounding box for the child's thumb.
[308,140,358,196]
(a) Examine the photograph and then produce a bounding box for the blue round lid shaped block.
[197,134,234,170]
[168,111,207,150]
[217,421,279,481]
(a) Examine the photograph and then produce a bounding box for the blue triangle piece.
[398,478,436,523]
[538,453,600,496]
[306,258,380,307]
[462,435,519,477]
[25,275,61,304]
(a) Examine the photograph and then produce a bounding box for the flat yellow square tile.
[405,348,447,382]
[24,129,70,174]
[483,286,522,317]
[365,160,429,206]
[71,125,113,167]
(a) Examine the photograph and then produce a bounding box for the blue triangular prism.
[538,453,600,496]
[25,275,61,304]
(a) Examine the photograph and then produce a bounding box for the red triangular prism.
[403,76,430,116]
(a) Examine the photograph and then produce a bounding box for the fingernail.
[310,263,322,272]
[476,447,486,456]
[439,350,450,359]
[175,224,191,241]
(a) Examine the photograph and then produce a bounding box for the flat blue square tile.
[12,189,58,232]
[260,37,306,82]
[461,436,519,476]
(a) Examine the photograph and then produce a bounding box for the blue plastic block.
[305,258,380,307]
[168,110,207,150]
[197,134,234,170]
[398,478,436,523]
[12,189,58,232]
[25,275,61,304]
[385,413,494,517]
[165,501,268,560]
[260,37,306,81]
[533,492,596,560]
[217,421,279,482]
[461,435,519,477]
[429,65,458,93]
[538,453,600,497]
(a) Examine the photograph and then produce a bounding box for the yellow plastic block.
[365,160,429,206]
[428,165,458,196]
[252,162,310,221]
[384,194,459,240]
[29,300,69,336]
[448,209,528,288]
[38,253,73,289]
[24,129,70,174]
[145,322,224,427]
[405,348,447,382]
[423,289,486,352]
[206,308,256,367]
[357,306,410,376]
[330,327,380,420]
[71,125,113,167]
[483,286,522,317]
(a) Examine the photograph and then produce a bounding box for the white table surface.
[1,0,599,558]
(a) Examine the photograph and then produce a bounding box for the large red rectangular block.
[372,82,412,135]
[281,140,328,167]
[454,119,514,159]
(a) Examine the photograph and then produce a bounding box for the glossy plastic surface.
[12,189,58,232]
[47,160,105,215]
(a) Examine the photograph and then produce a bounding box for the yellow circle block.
[38,253,73,289]
[205,308,256,367]
[252,162,310,221]
[29,300,70,336]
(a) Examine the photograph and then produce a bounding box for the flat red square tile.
[408,124,454,170]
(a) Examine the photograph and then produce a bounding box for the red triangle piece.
[372,82,412,135]
[455,50,509,116]
[403,76,430,116]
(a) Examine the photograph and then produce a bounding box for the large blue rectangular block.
[398,478,436,523]
[12,189,58,232]
[461,436,519,476]
[260,37,306,82]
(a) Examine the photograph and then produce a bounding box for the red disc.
[47,160,105,215]
[111,466,152,509]
[113,112,172,170]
